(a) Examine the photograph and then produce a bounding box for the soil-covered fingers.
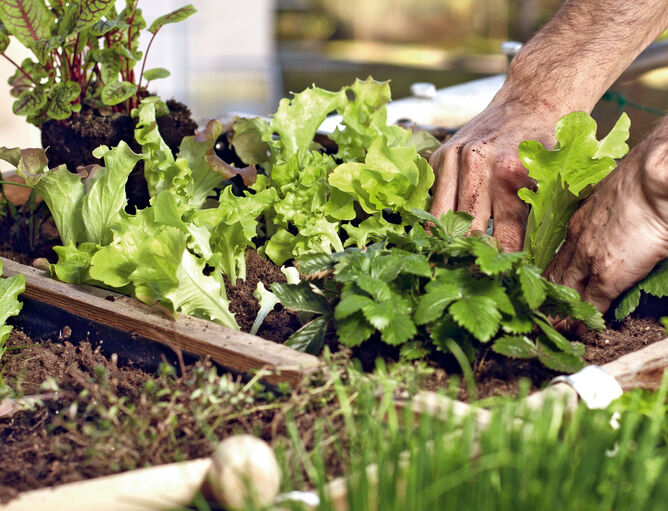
[490,154,534,252]
[429,144,460,220]
[456,141,492,232]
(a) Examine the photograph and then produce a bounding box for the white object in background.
[551,366,624,410]
[318,74,506,133]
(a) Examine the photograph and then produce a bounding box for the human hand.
[545,135,668,315]
[429,99,561,251]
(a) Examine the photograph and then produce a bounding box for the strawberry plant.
[0,0,196,124]
[272,209,602,373]
[263,106,641,373]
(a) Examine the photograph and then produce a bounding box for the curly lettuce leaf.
[518,112,629,270]
[0,260,26,355]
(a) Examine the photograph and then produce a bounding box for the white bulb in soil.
[208,434,281,510]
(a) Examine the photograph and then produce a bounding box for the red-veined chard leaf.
[148,4,196,34]
[143,67,170,81]
[101,80,137,106]
[73,0,115,32]
[0,0,54,46]
[12,88,46,115]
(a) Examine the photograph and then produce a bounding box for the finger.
[456,143,491,232]
[429,145,460,219]
[544,217,585,285]
[490,154,532,251]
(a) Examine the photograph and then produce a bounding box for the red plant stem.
[1,54,36,84]
[137,31,158,97]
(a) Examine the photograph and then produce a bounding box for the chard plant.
[0,0,196,124]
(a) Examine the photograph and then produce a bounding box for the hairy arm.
[429,0,668,251]
[500,0,668,113]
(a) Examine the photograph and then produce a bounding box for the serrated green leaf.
[143,67,170,81]
[534,315,584,356]
[501,314,534,334]
[492,335,538,359]
[440,210,474,238]
[399,341,428,360]
[449,295,501,342]
[101,80,137,106]
[148,4,197,34]
[335,293,375,320]
[361,300,395,331]
[381,312,417,346]
[614,285,641,320]
[285,316,329,354]
[536,338,586,373]
[414,281,461,325]
[356,274,392,302]
[472,240,524,275]
[638,259,668,297]
[518,264,547,309]
[270,282,329,315]
[336,313,375,347]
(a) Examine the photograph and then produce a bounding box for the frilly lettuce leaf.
[0,259,26,356]
[518,112,630,270]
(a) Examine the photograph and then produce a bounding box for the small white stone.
[208,435,281,510]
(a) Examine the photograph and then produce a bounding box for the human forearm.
[495,0,668,115]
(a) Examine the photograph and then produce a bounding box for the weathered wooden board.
[0,459,212,511]
[1,257,320,385]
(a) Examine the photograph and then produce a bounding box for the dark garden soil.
[41,99,198,211]
[0,332,346,503]
[0,242,666,500]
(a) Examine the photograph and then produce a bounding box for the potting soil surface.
[0,247,666,500]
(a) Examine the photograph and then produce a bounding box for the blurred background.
[1,0,667,152]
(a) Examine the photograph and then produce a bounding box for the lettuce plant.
[231,78,439,265]
[0,0,196,124]
[5,97,244,329]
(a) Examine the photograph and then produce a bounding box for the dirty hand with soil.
[430,0,668,313]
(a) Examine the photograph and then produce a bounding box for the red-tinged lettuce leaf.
[518,112,630,270]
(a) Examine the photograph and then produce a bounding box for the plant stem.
[136,31,158,102]
[0,180,34,189]
[1,54,36,84]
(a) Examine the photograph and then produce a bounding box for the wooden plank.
[0,459,211,511]
[602,337,668,390]
[1,257,320,386]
